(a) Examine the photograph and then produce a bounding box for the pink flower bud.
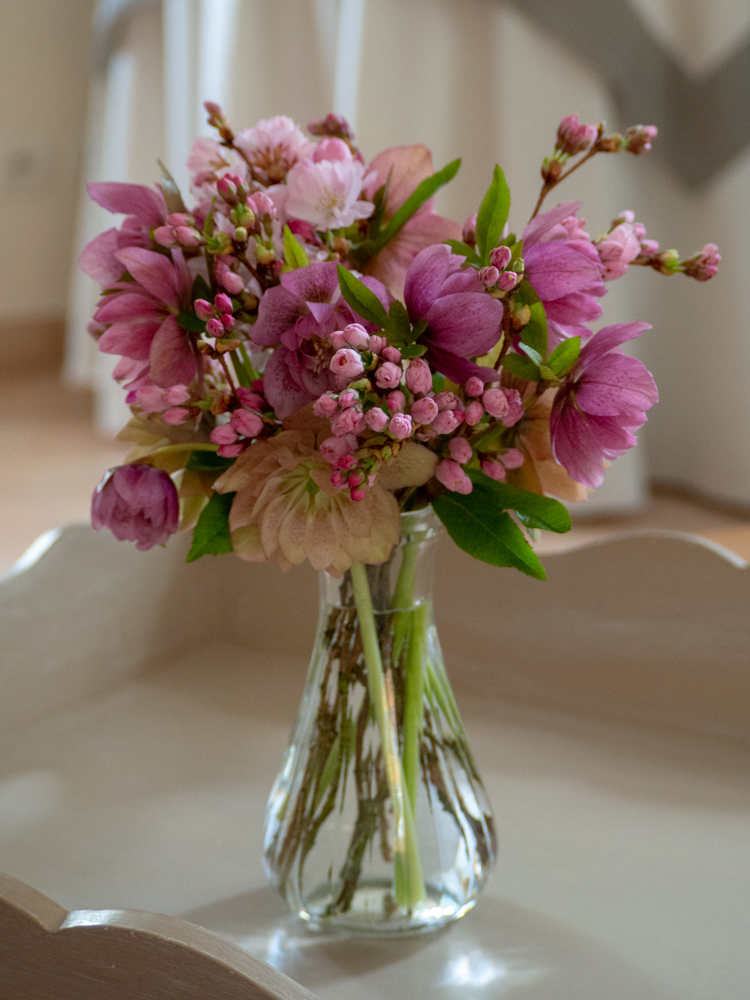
[350,485,367,502]
[382,345,402,364]
[374,361,402,389]
[500,448,524,469]
[464,377,484,397]
[313,137,352,162]
[337,453,358,470]
[210,424,238,445]
[433,409,460,435]
[434,391,460,412]
[236,387,265,411]
[330,348,365,379]
[556,114,597,156]
[221,313,235,332]
[479,265,499,287]
[482,387,510,419]
[175,226,201,247]
[338,388,359,408]
[683,243,721,281]
[214,293,233,314]
[436,459,473,494]
[320,435,354,464]
[369,335,386,355]
[329,331,347,350]
[136,386,167,411]
[481,459,506,481]
[218,442,244,458]
[489,246,512,270]
[312,393,338,418]
[248,192,275,219]
[230,409,263,437]
[505,389,524,426]
[624,125,657,155]
[194,299,214,321]
[343,323,370,349]
[214,259,245,294]
[206,318,224,337]
[464,400,484,426]
[217,176,238,203]
[388,413,413,440]
[154,226,177,247]
[640,239,659,256]
[163,384,190,406]
[348,469,365,488]
[331,470,348,489]
[365,407,389,431]
[410,397,439,425]
[462,213,477,247]
[162,407,190,425]
[331,407,365,437]
[497,271,518,291]
[449,438,472,464]
[387,390,406,413]
[404,358,431,395]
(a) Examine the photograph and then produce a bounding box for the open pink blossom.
[92,464,178,550]
[595,221,641,280]
[94,247,199,388]
[363,145,462,298]
[234,116,313,184]
[523,201,607,347]
[550,322,658,488]
[403,244,503,384]
[284,154,374,230]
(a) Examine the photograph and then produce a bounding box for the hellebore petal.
[281,261,340,302]
[98,320,160,359]
[576,354,658,416]
[79,229,124,285]
[522,200,583,249]
[425,343,498,384]
[116,247,182,308]
[148,314,197,387]
[525,241,603,301]
[263,347,317,418]
[251,285,304,347]
[425,292,503,357]
[404,243,456,321]
[87,182,167,228]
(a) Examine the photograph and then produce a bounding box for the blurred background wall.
[2,0,749,518]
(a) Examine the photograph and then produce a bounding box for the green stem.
[150,442,219,457]
[391,539,419,665]
[349,561,424,911]
[403,602,427,817]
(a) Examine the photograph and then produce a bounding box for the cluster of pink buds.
[479,244,522,293]
[135,383,194,424]
[594,211,645,280]
[556,114,598,157]
[624,125,658,155]
[154,213,203,249]
[209,385,266,457]
[195,292,239,352]
[681,243,721,281]
[307,113,353,143]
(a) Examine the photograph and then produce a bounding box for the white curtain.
[67,0,750,513]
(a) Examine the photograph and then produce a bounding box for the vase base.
[297,879,476,936]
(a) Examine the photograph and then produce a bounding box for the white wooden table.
[1,525,748,998]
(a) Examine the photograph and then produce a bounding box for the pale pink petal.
[581,322,652,365]
[577,355,658,415]
[522,201,583,249]
[79,229,124,285]
[281,261,339,302]
[403,243,454,320]
[365,208,461,300]
[87,182,167,227]
[95,292,163,323]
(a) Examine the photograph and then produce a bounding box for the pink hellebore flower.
[363,145,463,298]
[436,459,473,494]
[92,464,178,550]
[94,247,199,388]
[550,322,658,489]
[403,244,503,384]
[284,152,374,230]
[80,182,168,286]
[522,201,607,348]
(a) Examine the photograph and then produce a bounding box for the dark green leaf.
[283,225,310,270]
[337,265,388,328]
[191,274,212,303]
[514,280,548,358]
[476,165,511,265]
[501,352,541,381]
[433,477,546,578]
[387,300,412,343]
[432,372,446,394]
[185,450,234,473]
[401,343,428,359]
[177,310,207,334]
[412,319,429,339]
[547,336,581,377]
[466,469,571,533]
[186,491,235,562]
[445,239,481,265]
[371,158,461,254]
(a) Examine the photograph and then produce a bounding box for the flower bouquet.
[84,107,719,933]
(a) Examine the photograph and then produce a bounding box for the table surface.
[1,644,748,1000]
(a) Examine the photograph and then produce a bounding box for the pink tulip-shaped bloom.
[432,410,461,435]
[464,400,484,426]
[403,244,503,385]
[92,464,178,550]
[387,391,406,413]
[363,145,463,298]
[313,392,339,418]
[556,114,597,156]
[436,459,473,494]
[252,261,390,418]
[331,407,365,437]
[595,221,642,280]
[80,182,168,287]
[550,322,658,488]
[522,201,607,348]
[481,460,506,481]
[93,247,199,389]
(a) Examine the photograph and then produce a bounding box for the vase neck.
[320,506,443,612]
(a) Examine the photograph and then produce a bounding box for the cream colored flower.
[214,430,401,575]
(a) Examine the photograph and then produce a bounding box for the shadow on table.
[182,886,671,998]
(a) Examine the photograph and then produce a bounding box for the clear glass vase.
[263,507,496,935]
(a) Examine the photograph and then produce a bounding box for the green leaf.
[432,372,446,394]
[371,158,461,253]
[401,343,428,359]
[445,239,481,265]
[476,165,511,265]
[191,274,212,304]
[203,199,216,238]
[283,225,310,270]
[185,450,234,473]
[433,479,546,579]
[514,280,548,358]
[520,343,544,367]
[336,265,388,328]
[501,352,541,382]
[387,300,412,343]
[177,310,207,334]
[466,469,571,533]
[186,491,235,562]
[547,336,581,377]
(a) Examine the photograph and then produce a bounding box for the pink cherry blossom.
[284,157,374,230]
[234,116,313,184]
[595,222,641,280]
[320,435,355,465]
[482,387,509,420]
[387,391,406,413]
[464,400,484,425]
[405,359,432,395]
[382,345,402,364]
[556,115,597,156]
[489,246,512,270]
[313,392,339,418]
[432,410,460,435]
[210,424,238,445]
[331,407,365,437]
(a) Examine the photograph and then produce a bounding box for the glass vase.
[263,507,496,935]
